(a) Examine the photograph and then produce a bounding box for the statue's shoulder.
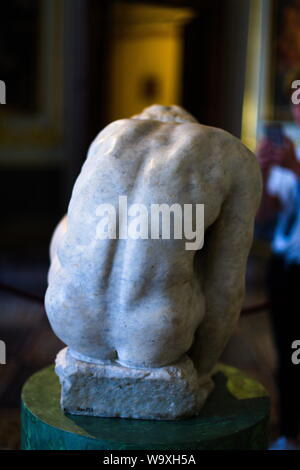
[97,118,137,136]
[170,122,238,146]
[94,118,164,144]
[181,123,261,188]
[188,123,249,150]
[196,124,257,166]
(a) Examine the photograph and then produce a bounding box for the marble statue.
[45,105,262,419]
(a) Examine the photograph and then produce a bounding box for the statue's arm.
[47,215,68,284]
[190,147,262,378]
[49,215,68,261]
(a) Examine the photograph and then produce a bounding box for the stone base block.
[55,347,214,420]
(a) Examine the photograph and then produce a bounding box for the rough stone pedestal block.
[55,347,214,420]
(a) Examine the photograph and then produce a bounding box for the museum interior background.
[0,0,298,449]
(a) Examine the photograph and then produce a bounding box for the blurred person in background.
[257,78,300,451]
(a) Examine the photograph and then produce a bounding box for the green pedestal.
[21,364,270,450]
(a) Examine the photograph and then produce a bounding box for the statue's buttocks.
[45,105,262,374]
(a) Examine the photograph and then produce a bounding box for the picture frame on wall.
[0,0,63,165]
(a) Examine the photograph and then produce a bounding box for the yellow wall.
[108,3,194,121]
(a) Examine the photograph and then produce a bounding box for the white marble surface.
[45,105,262,418]
[56,347,214,420]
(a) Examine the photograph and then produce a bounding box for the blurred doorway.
[107,2,195,121]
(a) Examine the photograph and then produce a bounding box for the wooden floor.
[0,254,279,450]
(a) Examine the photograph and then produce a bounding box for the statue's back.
[46,116,229,367]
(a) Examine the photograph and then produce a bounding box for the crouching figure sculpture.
[45,105,262,420]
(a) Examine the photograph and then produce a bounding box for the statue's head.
[132,104,198,124]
